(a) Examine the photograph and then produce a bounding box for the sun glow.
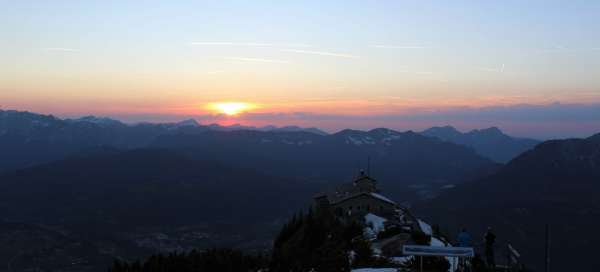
[208,102,256,116]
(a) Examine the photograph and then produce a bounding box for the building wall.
[355,177,376,193]
[332,194,396,218]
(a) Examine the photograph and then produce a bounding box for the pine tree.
[351,237,374,268]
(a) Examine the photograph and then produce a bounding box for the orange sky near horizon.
[3,89,600,118]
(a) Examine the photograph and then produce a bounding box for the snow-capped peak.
[335,128,406,146]
[72,116,124,127]
[173,119,200,128]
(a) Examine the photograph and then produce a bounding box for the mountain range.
[421,126,540,163]
[0,110,324,173]
[150,128,498,188]
[2,109,534,174]
[68,114,328,135]
[0,110,499,189]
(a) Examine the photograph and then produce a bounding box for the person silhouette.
[457,228,472,270]
[484,227,496,268]
[457,228,472,247]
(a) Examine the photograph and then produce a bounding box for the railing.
[403,245,474,272]
[505,243,522,271]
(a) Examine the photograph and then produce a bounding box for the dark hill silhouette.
[0,149,316,228]
[421,126,539,162]
[0,148,319,270]
[415,133,600,271]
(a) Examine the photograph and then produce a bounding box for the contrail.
[190,42,273,47]
[43,47,79,52]
[281,49,359,59]
[223,57,291,64]
[370,45,431,49]
[189,42,312,47]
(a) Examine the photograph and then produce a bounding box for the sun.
[208,102,256,116]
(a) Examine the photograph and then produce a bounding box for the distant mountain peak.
[203,123,327,135]
[331,128,426,146]
[176,119,200,127]
[421,125,540,163]
[422,126,462,137]
[0,109,59,121]
[474,126,503,135]
[267,125,328,135]
[368,128,400,135]
[589,133,600,142]
[333,128,364,136]
[72,115,125,127]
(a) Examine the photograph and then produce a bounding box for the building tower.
[354,170,377,193]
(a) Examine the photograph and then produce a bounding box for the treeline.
[109,249,267,272]
[110,207,394,272]
[109,207,534,272]
[270,207,393,271]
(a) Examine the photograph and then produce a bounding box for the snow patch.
[364,213,387,234]
[391,255,414,264]
[418,219,432,235]
[370,193,396,205]
[441,184,456,189]
[352,269,398,272]
[426,235,458,272]
[280,139,313,145]
[429,236,458,272]
[282,140,296,145]
[381,134,402,143]
[31,120,51,127]
[346,135,376,145]
[403,218,458,272]
[170,119,200,129]
[72,116,124,127]
[364,227,377,240]
[430,237,446,247]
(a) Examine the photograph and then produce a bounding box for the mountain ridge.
[1,110,498,184]
[421,125,540,162]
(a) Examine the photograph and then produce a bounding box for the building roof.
[354,175,377,183]
[369,193,396,205]
[331,191,397,206]
[314,173,397,206]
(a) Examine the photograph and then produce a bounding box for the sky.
[1,0,599,139]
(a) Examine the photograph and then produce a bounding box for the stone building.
[314,171,402,220]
